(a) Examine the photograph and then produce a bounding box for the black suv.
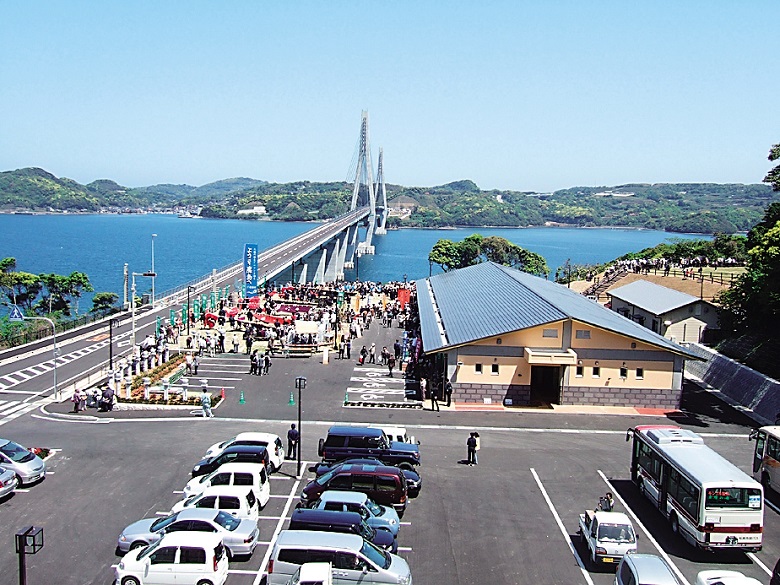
[191,445,269,478]
[317,426,420,469]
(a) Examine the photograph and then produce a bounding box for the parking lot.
[0,410,777,585]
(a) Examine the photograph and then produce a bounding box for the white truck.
[578,509,638,568]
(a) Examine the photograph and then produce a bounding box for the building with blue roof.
[415,262,700,409]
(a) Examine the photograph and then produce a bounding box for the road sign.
[8,305,25,322]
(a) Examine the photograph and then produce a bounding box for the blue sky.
[1,1,778,192]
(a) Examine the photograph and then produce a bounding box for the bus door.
[750,430,766,477]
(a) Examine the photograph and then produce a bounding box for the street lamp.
[293,376,306,477]
[186,286,195,336]
[131,271,155,350]
[109,317,119,370]
[356,251,361,282]
[7,308,58,400]
[15,525,44,585]
[403,273,407,288]
[151,234,157,306]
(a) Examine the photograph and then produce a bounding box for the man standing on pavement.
[393,340,401,360]
[369,343,376,364]
[345,339,352,360]
[287,424,299,460]
[200,388,214,418]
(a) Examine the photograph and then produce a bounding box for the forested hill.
[0,167,776,234]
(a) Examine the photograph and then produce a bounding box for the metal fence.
[0,308,120,349]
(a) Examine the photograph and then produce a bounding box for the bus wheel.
[670,513,679,535]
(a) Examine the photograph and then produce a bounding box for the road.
[0,315,776,584]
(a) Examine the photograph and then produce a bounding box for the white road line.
[748,552,772,576]
[530,468,594,585]
[0,402,31,416]
[399,521,412,526]
[254,478,302,585]
[765,499,780,515]
[172,490,184,494]
[14,488,31,493]
[228,569,260,575]
[155,511,169,516]
[597,470,690,585]
[397,546,413,552]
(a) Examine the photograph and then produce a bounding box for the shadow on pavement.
[668,381,760,430]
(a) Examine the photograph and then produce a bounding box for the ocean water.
[0,214,705,309]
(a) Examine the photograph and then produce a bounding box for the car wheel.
[129,541,147,551]
[197,581,214,585]
[15,474,24,487]
[398,462,413,472]
[226,547,234,561]
[670,513,679,535]
[122,577,141,585]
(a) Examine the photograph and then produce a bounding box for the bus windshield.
[705,487,762,509]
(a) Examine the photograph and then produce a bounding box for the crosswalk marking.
[0,398,46,427]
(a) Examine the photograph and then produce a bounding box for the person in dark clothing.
[430,384,440,412]
[393,340,401,360]
[467,433,477,466]
[444,380,453,407]
[287,424,300,460]
[99,386,115,412]
[345,339,352,359]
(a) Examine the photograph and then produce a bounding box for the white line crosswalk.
[0,398,43,427]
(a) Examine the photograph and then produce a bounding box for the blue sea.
[0,214,705,310]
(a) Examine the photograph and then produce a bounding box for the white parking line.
[397,546,413,552]
[530,468,594,585]
[172,490,183,494]
[254,479,302,585]
[597,470,690,585]
[748,552,772,577]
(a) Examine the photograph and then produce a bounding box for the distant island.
[0,167,777,234]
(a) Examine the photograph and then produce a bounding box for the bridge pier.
[324,238,342,282]
[312,245,328,284]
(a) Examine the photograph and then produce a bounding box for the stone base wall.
[560,386,681,410]
[454,383,530,405]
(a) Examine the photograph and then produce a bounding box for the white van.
[267,530,411,585]
[370,425,418,445]
[115,532,228,585]
[286,562,333,585]
[182,462,270,508]
[170,485,261,521]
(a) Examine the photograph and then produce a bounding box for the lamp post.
[131,271,155,350]
[151,234,157,306]
[355,251,361,282]
[403,273,407,288]
[109,317,119,370]
[15,525,44,585]
[294,376,306,477]
[186,286,195,336]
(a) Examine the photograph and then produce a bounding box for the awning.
[524,347,578,365]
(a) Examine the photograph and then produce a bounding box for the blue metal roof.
[415,262,698,358]
[608,280,703,315]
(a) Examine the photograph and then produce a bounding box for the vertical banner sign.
[181,305,187,324]
[244,244,259,298]
[193,299,201,320]
[210,291,217,309]
[156,316,161,337]
[169,309,175,326]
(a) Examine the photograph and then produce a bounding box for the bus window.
[767,436,780,460]
[705,487,762,509]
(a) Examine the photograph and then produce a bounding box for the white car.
[369,425,418,445]
[115,532,228,585]
[696,570,764,585]
[182,462,270,504]
[204,432,285,472]
[171,485,262,521]
[0,467,17,499]
[286,562,333,585]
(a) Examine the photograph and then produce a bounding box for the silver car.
[117,507,259,558]
[0,467,17,499]
[615,554,682,585]
[0,439,46,486]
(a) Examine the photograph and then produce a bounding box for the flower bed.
[117,394,223,407]
[29,447,51,460]
[130,353,187,392]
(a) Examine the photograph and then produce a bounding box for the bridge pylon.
[374,147,388,235]
[350,111,376,255]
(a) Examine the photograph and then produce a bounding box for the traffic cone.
[220,388,225,400]
[239,390,246,404]
[344,391,349,405]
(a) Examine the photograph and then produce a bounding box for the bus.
[627,425,763,551]
[748,425,780,490]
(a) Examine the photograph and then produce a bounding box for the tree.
[428,235,549,276]
[764,143,780,192]
[428,239,461,272]
[91,292,118,312]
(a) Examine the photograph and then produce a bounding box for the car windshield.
[366,501,383,516]
[150,512,179,532]
[137,539,160,559]
[0,441,35,463]
[597,523,635,543]
[214,510,241,531]
[360,539,391,569]
[182,495,199,506]
[316,469,336,485]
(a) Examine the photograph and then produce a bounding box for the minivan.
[267,530,411,585]
[115,532,228,585]
[171,485,261,521]
[0,439,46,486]
[182,462,270,504]
[289,508,398,553]
[309,490,400,537]
[300,463,408,515]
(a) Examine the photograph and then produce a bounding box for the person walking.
[472,431,480,464]
[287,423,300,460]
[232,334,239,354]
[369,343,376,364]
[359,345,368,365]
[430,383,440,412]
[193,354,200,375]
[345,339,352,360]
[393,340,401,360]
[200,388,214,418]
[249,350,258,375]
[263,351,272,376]
[71,389,82,413]
[185,352,193,375]
[387,354,396,377]
[467,432,477,466]
[444,380,453,407]
[338,335,346,360]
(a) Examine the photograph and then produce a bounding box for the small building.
[237,205,267,216]
[606,280,719,343]
[415,262,699,410]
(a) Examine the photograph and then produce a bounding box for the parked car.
[615,554,682,585]
[696,570,763,585]
[171,485,261,521]
[191,445,269,478]
[308,490,400,537]
[369,425,418,445]
[317,426,420,470]
[285,562,333,585]
[289,508,397,553]
[204,432,285,472]
[313,458,421,497]
[116,508,259,559]
[182,462,270,506]
[266,530,412,585]
[0,439,46,486]
[115,532,228,585]
[0,467,18,499]
[300,463,409,515]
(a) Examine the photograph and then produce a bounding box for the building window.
[542,329,558,338]
[575,365,583,378]
[575,330,591,339]
[491,363,499,375]
[592,366,600,378]
[636,368,644,380]
[620,366,628,379]
[475,363,482,375]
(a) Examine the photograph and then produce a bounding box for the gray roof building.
[416,262,697,359]
[608,280,702,314]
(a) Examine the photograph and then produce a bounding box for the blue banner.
[244,243,259,297]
